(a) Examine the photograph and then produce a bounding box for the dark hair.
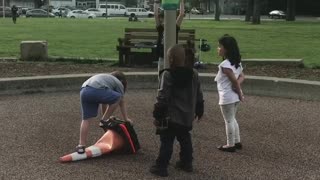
[185,47,195,69]
[218,34,241,69]
[111,71,127,92]
[168,44,185,69]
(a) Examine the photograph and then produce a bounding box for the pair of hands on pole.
[154,0,185,27]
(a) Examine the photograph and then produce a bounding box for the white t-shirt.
[215,59,243,105]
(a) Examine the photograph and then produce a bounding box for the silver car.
[26,9,55,18]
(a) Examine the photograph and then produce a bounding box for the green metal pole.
[163,10,176,69]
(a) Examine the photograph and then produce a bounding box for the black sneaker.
[175,161,193,172]
[149,165,168,177]
[235,143,242,150]
[217,145,236,152]
[75,145,86,154]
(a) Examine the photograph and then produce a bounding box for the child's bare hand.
[239,93,244,102]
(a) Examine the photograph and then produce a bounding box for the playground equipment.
[162,0,180,10]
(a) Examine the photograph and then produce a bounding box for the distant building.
[7,0,36,8]
[199,0,247,15]
[51,0,76,8]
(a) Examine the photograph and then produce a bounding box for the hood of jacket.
[170,67,194,88]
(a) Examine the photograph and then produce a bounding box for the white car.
[52,7,71,17]
[269,10,286,19]
[190,7,204,15]
[126,8,154,17]
[98,4,127,16]
[84,8,105,17]
[67,10,96,19]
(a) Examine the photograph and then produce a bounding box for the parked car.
[67,10,96,19]
[98,4,127,16]
[0,7,13,17]
[52,7,71,17]
[26,9,55,18]
[269,10,286,19]
[126,8,154,17]
[190,7,204,15]
[40,5,55,12]
[84,8,104,17]
[17,6,29,15]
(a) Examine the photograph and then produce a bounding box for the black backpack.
[99,116,140,154]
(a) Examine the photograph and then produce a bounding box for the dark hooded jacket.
[154,67,203,132]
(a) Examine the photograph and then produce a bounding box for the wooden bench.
[116,28,196,66]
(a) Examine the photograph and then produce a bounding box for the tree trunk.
[34,0,42,8]
[252,0,261,24]
[286,0,296,21]
[245,0,253,22]
[214,0,220,21]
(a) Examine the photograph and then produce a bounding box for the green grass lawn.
[0,18,320,67]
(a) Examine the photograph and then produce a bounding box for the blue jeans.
[80,86,121,119]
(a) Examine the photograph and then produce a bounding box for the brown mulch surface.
[0,61,319,81]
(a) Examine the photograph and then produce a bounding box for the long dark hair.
[218,34,241,69]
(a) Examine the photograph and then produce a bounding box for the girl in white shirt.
[215,34,245,152]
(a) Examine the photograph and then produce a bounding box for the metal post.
[2,0,5,18]
[105,0,108,19]
[163,10,176,69]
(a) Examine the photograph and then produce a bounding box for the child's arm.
[119,97,132,123]
[195,71,204,121]
[153,71,172,121]
[176,0,185,26]
[154,0,161,26]
[222,67,244,102]
[101,104,108,115]
[238,72,245,84]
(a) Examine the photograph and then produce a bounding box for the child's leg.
[156,133,175,168]
[220,103,237,146]
[176,131,193,164]
[233,102,241,143]
[79,87,101,146]
[79,118,94,146]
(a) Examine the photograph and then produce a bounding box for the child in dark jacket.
[150,45,204,177]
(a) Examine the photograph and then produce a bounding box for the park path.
[0,90,319,179]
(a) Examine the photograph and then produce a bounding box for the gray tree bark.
[286,0,296,21]
[245,0,253,22]
[214,0,220,21]
[252,0,261,24]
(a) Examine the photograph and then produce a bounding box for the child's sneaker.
[75,145,86,154]
[175,161,193,172]
[235,142,242,150]
[149,165,168,177]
